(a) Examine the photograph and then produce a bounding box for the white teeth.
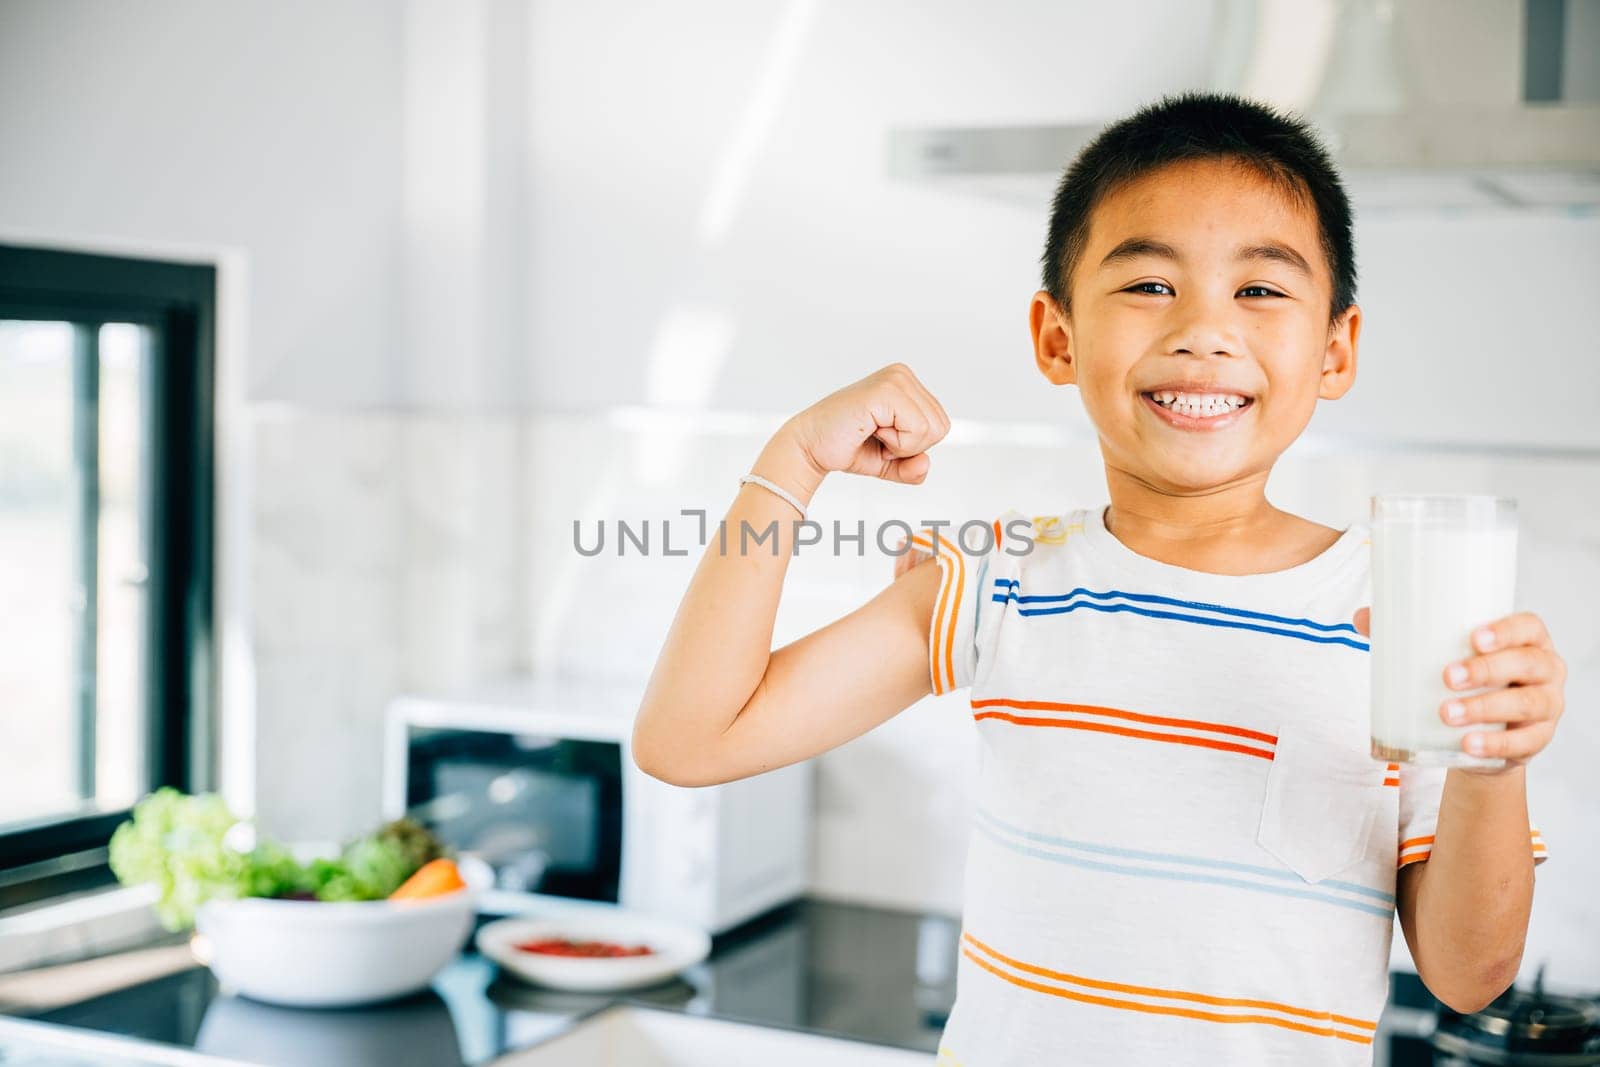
[1149,390,1248,415]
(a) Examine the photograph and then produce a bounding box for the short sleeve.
[912,508,1029,695]
[1397,762,1549,869]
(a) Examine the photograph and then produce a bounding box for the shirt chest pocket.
[1257,725,1383,884]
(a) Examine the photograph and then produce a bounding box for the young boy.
[632,93,1567,1065]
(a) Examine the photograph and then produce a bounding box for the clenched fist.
[747,364,953,515]
[781,362,952,487]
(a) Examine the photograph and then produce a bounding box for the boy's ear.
[1319,304,1361,400]
[1030,290,1076,386]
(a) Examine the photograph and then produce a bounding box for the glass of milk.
[1369,494,1518,769]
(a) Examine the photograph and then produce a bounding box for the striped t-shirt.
[911,504,1547,1067]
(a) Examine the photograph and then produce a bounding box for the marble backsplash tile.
[250,412,525,843]
[398,417,527,691]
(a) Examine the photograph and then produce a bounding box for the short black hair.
[1041,91,1356,323]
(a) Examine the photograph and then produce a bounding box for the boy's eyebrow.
[1096,237,1315,279]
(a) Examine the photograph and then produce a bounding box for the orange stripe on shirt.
[1402,831,1545,852]
[970,697,1277,746]
[912,532,963,694]
[1399,830,1546,867]
[910,530,965,694]
[971,711,1278,760]
[960,936,1374,1043]
[923,537,954,693]
[944,534,964,695]
[960,950,1373,1046]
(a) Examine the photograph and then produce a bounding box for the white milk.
[1370,499,1517,768]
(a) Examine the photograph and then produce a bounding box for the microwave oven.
[383,678,812,935]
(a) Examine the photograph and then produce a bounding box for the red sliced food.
[513,936,655,958]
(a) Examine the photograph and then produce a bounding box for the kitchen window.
[0,244,215,909]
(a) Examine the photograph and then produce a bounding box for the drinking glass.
[1369,494,1517,769]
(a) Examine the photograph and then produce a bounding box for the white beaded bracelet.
[738,472,807,520]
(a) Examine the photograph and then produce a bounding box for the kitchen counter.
[0,897,960,1065]
[0,893,1466,1066]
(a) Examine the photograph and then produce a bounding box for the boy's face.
[1029,157,1359,496]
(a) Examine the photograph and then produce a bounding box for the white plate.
[476,911,711,993]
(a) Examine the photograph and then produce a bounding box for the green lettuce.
[314,819,445,901]
[108,788,287,929]
[108,789,446,928]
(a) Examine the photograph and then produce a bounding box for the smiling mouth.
[1139,391,1254,429]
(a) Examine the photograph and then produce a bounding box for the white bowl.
[194,886,478,1008]
[476,911,710,993]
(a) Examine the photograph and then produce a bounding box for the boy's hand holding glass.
[1353,605,1567,774]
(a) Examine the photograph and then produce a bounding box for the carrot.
[388,857,465,900]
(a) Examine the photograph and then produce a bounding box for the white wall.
[517,0,1214,418]
[0,0,406,407]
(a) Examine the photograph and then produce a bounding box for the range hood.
[889,0,1600,214]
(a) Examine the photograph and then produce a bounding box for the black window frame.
[0,243,216,909]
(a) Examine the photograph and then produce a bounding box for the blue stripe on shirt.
[991,580,1361,635]
[973,819,1394,921]
[976,808,1394,905]
[990,581,1370,652]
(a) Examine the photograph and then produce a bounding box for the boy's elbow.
[1435,983,1508,1016]
[633,751,723,789]
[1427,958,1520,1015]
[630,722,678,784]
[630,721,721,788]
[632,743,690,787]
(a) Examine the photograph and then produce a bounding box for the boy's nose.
[1158,286,1250,357]
[1161,317,1244,361]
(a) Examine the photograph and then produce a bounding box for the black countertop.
[5,897,961,1065]
[2,894,1515,1067]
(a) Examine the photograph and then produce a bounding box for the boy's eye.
[1126,283,1286,300]
[1123,282,1173,296]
